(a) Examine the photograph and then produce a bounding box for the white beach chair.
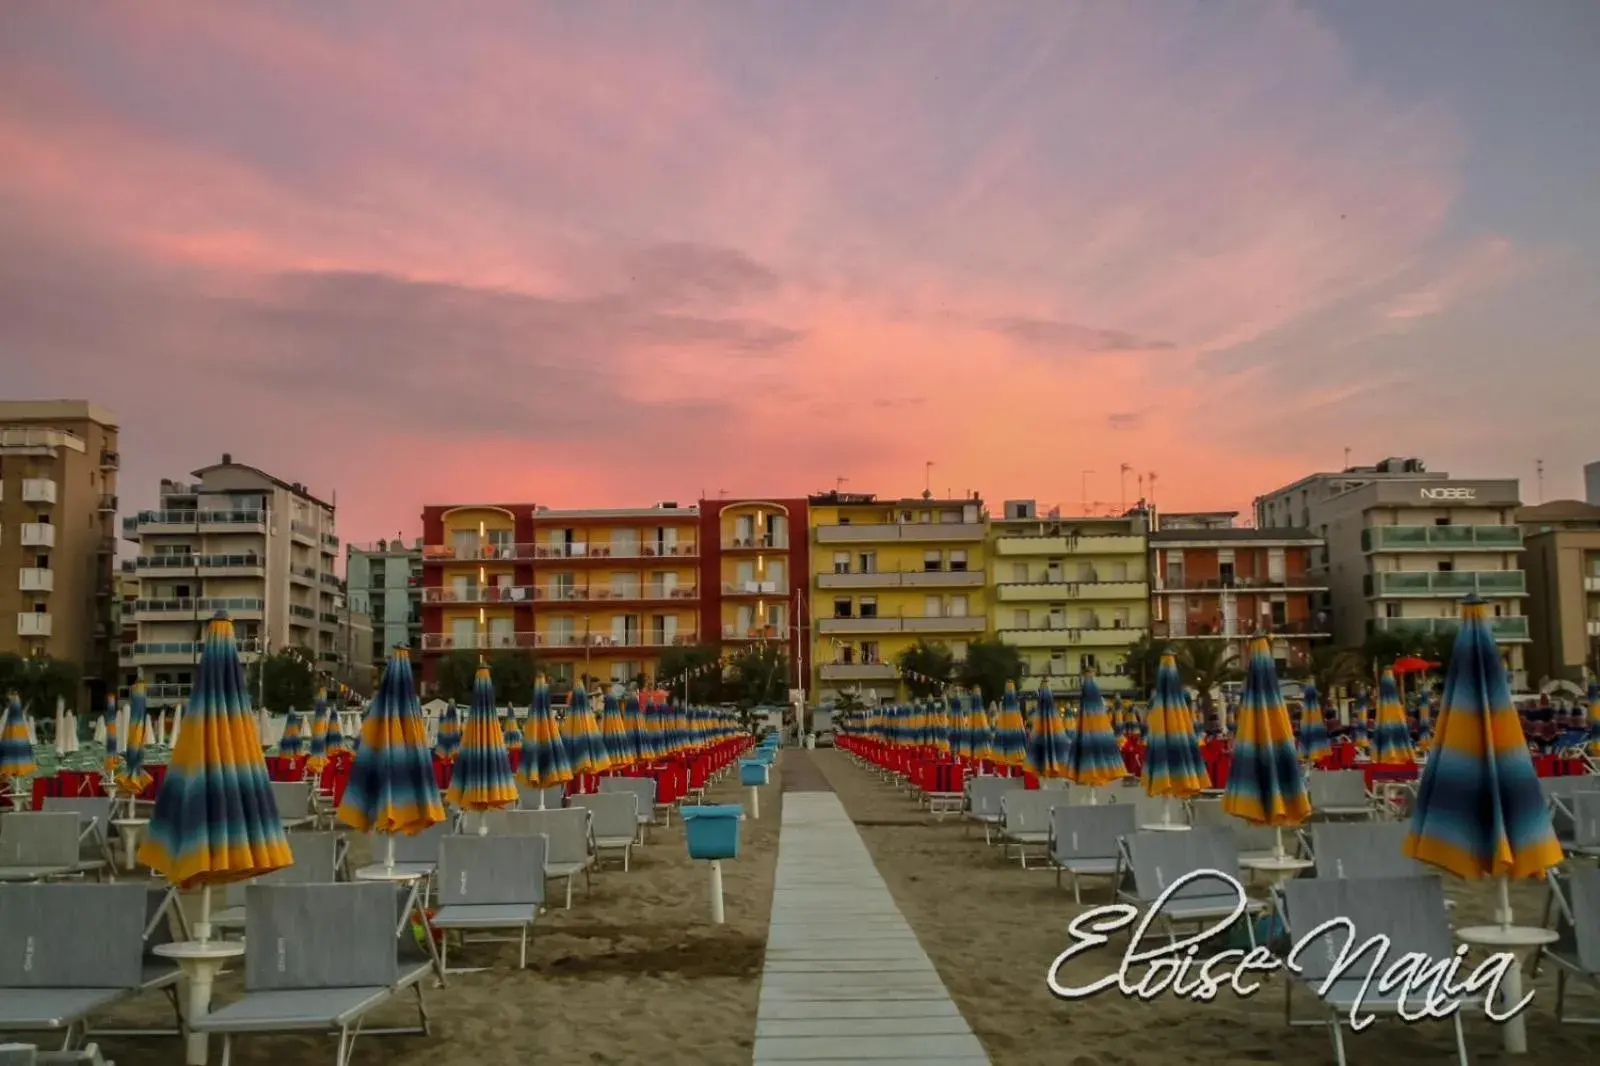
[1049,802,1135,903]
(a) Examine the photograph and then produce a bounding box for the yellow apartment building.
[988,501,1150,695]
[808,492,988,702]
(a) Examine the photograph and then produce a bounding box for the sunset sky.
[4,1,1598,546]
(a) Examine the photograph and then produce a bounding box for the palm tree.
[1121,633,1162,695]
[1177,641,1242,722]
[1295,645,1364,699]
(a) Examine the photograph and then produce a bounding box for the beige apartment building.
[120,454,342,707]
[0,400,121,706]
[1518,500,1600,685]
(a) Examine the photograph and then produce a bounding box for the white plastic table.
[354,867,428,882]
[111,817,148,871]
[154,940,245,1066]
[1239,854,1313,891]
[1139,822,1191,832]
[1455,924,1557,1054]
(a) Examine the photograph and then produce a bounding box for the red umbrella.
[1392,656,1437,675]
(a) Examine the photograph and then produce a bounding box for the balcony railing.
[289,605,316,620]
[721,580,784,595]
[131,553,264,572]
[819,662,897,681]
[424,585,535,605]
[141,683,192,702]
[18,567,54,593]
[21,478,57,504]
[122,638,263,661]
[320,612,339,625]
[20,523,56,548]
[1366,570,1526,597]
[17,612,52,638]
[1368,616,1530,641]
[995,580,1148,601]
[1362,525,1524,552]
[722,535,790,550]
[997,626,1148,648]
[1153,576,1323,592]
[721,624,791,640]
[814,569,984,589]
[993,534,1145,556]
[1586,575,1600,593]
[419,631,699,652]
[291,565,317,583]
[816,615,986,634]
[1150,620,1328,639]
[99,450,119,469]
[98,493,118,512]
[816,523,985,544]
[123,509,268,536]
[129,597,265,617]
[421,541,700,562]
[320,573,343,588]
[322,532,340,550]
[290,520,318,542]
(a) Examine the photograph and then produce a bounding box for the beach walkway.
[752,750,990,1064]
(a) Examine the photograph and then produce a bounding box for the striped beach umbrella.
[434,701,461,762]
[305,690,329,774]
[445,661,518,818]
[947,690,971,761]
[1405,599,1562,920]
[600,689,633,767]
[564,685,612,776]
[928,697,953,758]
[520,676,573,797]
[502,709,524,770]
[116,682,153,799]
[991,683,1028,769]
[1065,672,1126,790]
[324,703,345,757]
[1223,637,1311,855]
[338,645,446,857]
[0,692,36,786]
[104,694,122,776]
[1372,668,1416,765]
[643,691,670,761]
[1415,692,1435,752]
[1141,652,1210,818]
[278,708,305,758]
[1026,687,1072,782]
[1299,682,1332,765]
[139,612,291,937]
[1349,690,1370,754]
[624,690,646,762]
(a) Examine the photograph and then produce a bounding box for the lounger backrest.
[243,883,399,991]
[225,832,340,906]
[0,812,81,867]
[1307,770,1367,809]
[269,781,310,820]
[40,796,112,834]
[1540,778,1598,838]
[1069,786,1123,807]
[144,885,180,952]
[492,808,590,865]
[967,776,1021,817]
[389,821,449,865]
[1125,827,1239,905]
[516,783,568,810]
[1282,876,1452,985]
[1001,791,1055,833]
[439,834,546,907]
[1564,867,1600,972]
[1051,803,1135,861]
[572,793,638,839]
[1309,823,1427,879]
[1570,792,1600,849]
[0,883,147,988]
[600,777,657,810]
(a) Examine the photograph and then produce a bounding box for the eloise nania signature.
[1047,869,1531,1029]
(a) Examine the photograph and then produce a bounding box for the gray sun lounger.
[570,792,638,871]
[1539,867,1600,1024]
[0,882,170,1051]
[1116,827,1264,947]
[1190,800,1283,862]
[1563,791,1600,860]
[1304,822,1430,879]
[353,821,450,884]
[1050,802,1136,902]
[77,884,187,1041]
[193,882,436,1066]
[483,808,595,909]
[1307,770,1373,820]
[965,776,1022,844]
[38,799,116,872]
[1278,875,1472,1065]
[999,791,1057,869]
[268,781,314,831]
[0,814,88,884]
[215,832,341,930]
[515,783,567,812]
[431,834,546,973]
[599,778,657,843]
[1541,777,1600,851]
[0,1042,115,1064]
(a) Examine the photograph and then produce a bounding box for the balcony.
[142,683,191,703]
[1154,576,1325,593]
[720,623,791,640]
[544,583,699,603]
[129,553,266,576]
[289,605,316,621]
[322,532,340,551]
[424,585,536,605]
[320,573,343,588]
[123,509,268,538]
[536,541,701,561]
[721,580,784,596]
[816,523,985,544]
[1368,616,1530,642]
[19,568,54,593]
[290,520,318,545]
[1362,525,1524,552]
[820,662,899,682]
[21,478,57,504]
[1588,619,1600,637]
[1022,672,1137,694]
[320,612,339,625]
[1152,620,1329,640]
[723,534,790,551]
[419,631,698,652]
[290,565,317,585]
[993,534,1145,556]
[131,597,265,620]
[20,523,56,548]
[1585,576,1600,593]
[98,493,118,512]
[1366,570,1525,598]
[17,612,52,638]
[99,450,119,469]
[817,615,986,635]
[121,639,264,663]
[995,580,1147,602]
[997,626,1147,648]
[814,569,985,589]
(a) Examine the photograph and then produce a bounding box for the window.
[1219,561,1236,587]
[35,553,49,570]
[450,617,476,647]
[1080,653,1098,673]
[1012,563,1029,583]
[1080,609,1101,629]
[923,550,942,572]
[547,662,574,684]
[487,529,512,553]
[1267,549,1286,584]
[1049,650,1067,675]
[949,549,968,572]
[1046,559,1064,582]
[1384,602,1401,619]
[837,644,855,664]
[610,661,640,684]
[949,595,968,617]
[1047,607,1066,629]
[452,529,477,558]
[859,596,878,619]
[1434,516,1450,527]
[857,551,876,573]
[1166,559,1185,587]
[833,597,852,618]
[861,640,881,664]
[1077,562,1096,582]
[1270,600,1288,627]
[1437,561,1453,572]
[1108,560,1127,581]
[1013,609,1030,629]
[833,552,849,574]
[924,595,943,618]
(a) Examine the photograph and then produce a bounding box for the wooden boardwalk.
[753,786,990,1064]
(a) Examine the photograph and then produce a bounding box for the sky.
[3,0,1598,547]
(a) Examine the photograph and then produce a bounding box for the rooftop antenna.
[1119,463,1131,514]
[1343,446,1351,469]
[923,461,933,500]
[1080,470,1094,515]
[1536,459,1545,504]
[835,476,848,493]
[1137,472,1145,502]
[1148,471,1158,508]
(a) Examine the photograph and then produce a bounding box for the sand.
[95,767,781,1066]
[811,750,1600,1066]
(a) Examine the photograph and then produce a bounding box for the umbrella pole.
[384,832,396,874]
[1162,796,1174,826]
[1274,826,1286,860]
[1495,873,1512,928]
[197,884,213,944]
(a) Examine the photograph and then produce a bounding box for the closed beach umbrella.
[503,709,524,770]
[947,690,971,761]
[116,681,153,800]
[278,708,304,758]
[1299,682,1332,765]
[624,690,646,762]
[564,685,611,776]
[1026,687,1072,782]
[1349,690,1370,754]
[971,700,994,764]
[0,692,36,786]
[1141,652,1210,821]
[520,675,573,800]
[338,645,446,870]
[139,612,292,939]
[104,694,122,776]
[1415,693,1435,752]
[1584,679,1599,756]
[305,689,329,774]
[641,691,668,761]
[600,689,632,766]
[1222,637,1311,855]
[1405,598,1562,919]
[1372,668,1416,765]
[991,682,1028,770]
[324,703,345,757]
[1065,672,1126,791]
[928,696,952,758]
[445,661,518,820]
[434,701,461,762]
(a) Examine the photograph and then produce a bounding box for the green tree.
[487,651,538,706]
[1177,641,1241,722]
[246,649,316,714]
[726,643,789,707]
[1120,633,1162,696]
[655,643,726,702]
[1414,631,1456,680]
[956,639,1024,707]
[1361,629,1406,674]
[896,639,953,699]
[0,654,82,714]
[433,650,479,703]
[1295,644,1364,699]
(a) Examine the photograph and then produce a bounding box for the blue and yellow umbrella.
[564,685,612,776]
[138,612,292,916]
[1405,599,1562,910]
[601,689,633,767]
[1066,672,1126,789]
[1223,637,1310,851]
[521,675,573,794]
[305,689,330,773]
[1141,652,1210,807]
[338,645,446,840]
[278,708,304,758]
[0,691,36,785]
[325,702,346,757]
[928,697,953,758]
[434,701,461,762]
[103,694,122,777]
[1027,687,1072,782]
[1349,690,1370,754]
[1298,682,1332,764]
[503,710,524,770]
[116,681,153,798]
[1415,692,1435,752]
[991,682,1028,769]
[624,690,646,763]
[445,661,518,815]
[1372,667,1416,766]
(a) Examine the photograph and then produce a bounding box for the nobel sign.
[1420,487,1477,501]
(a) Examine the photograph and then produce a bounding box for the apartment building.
[988,501,1148,695]
[0,401,121,706]
[1256,457,1529,687]
[417,502,701,689]
[346,537,422,673]
[1517,499,1600,684]
[697,497,809,685]
[809,492,987,702]
[1149,510,1327,672]
[120,455,342,707]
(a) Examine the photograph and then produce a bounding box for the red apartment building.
[697,497,810,690]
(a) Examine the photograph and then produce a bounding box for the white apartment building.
[120,454,341,707]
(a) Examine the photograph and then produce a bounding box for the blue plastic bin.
[739,760,769,787]
[682,805,743,860]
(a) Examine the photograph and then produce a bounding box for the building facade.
[1256,457,1529,686]
[346,537,422,673]
[697,497,809,687]
[0,401,121,706]
[1149,510,1327,672]
[1517,500,1600,684]
[120,455,341,707]
[988,501,1148,695]
[808,492,987,703]
[1586,461,1600,506]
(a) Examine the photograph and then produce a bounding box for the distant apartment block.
[698,497,809,686]
[346,537,422,676]
[1517,500,1600,684]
